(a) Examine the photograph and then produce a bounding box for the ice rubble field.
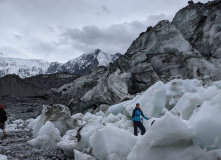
[3,78,221,160]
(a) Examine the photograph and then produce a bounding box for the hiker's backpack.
[3,111,7,122]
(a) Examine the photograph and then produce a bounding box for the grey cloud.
[148,13,167,21]
[97,5,111,15]
[101,6,111,14]
[27,41,74,62]
[35,42,56,52]
[0,0,6,3]
[61,26,104,46]
[59,13,169,54]
[12,33,23,40]
[47,26,56,32]
[0,46,25,58]
[145,13,172,26]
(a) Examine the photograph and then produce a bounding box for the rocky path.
[0,122,74,160]
[0,96,76,160]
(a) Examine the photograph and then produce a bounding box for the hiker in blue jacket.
[132,103,150,136]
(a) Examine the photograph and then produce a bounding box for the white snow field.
[27,79,221,159]
[0,57,50,78]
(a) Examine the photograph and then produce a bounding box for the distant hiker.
[132,103,150,136]
[0,104,7,139]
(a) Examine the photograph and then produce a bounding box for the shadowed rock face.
[54,66,110,113]
[24,73,80,90]
[173,0,221,59]
[0,72,80,98]
[53,0,221,114]
[0,75,46,97]
[172,0,221,75]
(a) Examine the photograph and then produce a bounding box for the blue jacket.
[132,107,149,122]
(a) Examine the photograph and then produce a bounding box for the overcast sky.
[0,0,210,63]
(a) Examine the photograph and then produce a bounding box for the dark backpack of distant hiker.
[3,112,7,122]
[0,105,7,122]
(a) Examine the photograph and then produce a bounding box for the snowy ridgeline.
[0,49,121,78]
[2,78,221,160]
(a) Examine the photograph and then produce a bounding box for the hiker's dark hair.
[136,104,143,113]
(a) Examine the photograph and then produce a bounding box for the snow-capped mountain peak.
[68,49,117,66]
[46,49,121,75]
[97,49,115,66]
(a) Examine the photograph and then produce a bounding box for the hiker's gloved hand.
[132,122,134,125]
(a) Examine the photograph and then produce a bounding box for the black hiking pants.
[134,121,146,136]
[0,123,5,130]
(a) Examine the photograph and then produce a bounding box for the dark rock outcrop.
[173,0,221,64]
[24,73,80,90]
[0,74,47,97]
[54,66,109,113]
[188,1,194,6]
[0,72,80,97]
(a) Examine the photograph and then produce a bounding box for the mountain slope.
[0,74,46,97]
[46,49,121,75]
[0,49,121,78]
[24,72,80,90]
[0,57,50,78]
